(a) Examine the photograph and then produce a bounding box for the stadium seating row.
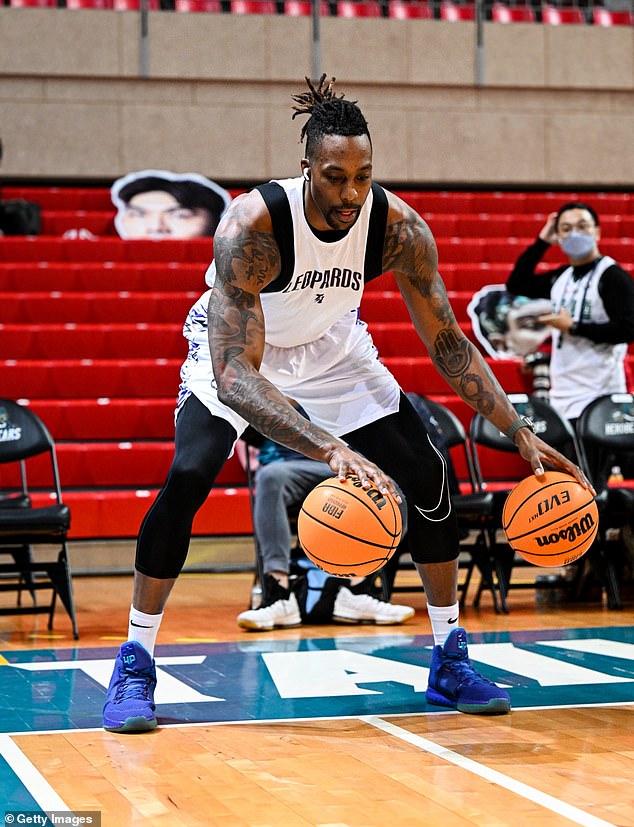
[0,260,520,292]
[0,353,534,398]
[0,262,206,292]
[5,187,634,216]
[3,237,633,268]
[0,237,213,263]
[0,318,486,360]
[33,208,634,239]
[5,0,633,25]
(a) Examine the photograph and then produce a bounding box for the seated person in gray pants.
[237,414,415,631]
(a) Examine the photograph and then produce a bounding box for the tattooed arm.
[384,192,590,486]
[208,189,401,497]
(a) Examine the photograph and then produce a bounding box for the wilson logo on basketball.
[528,491,571,523]
[534,511,597,547]
[348,477,387,510]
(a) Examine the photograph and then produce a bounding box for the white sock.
[427,602,460,647]
[128,605,164,657]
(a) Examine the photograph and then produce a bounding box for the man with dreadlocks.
[103,76,590,732]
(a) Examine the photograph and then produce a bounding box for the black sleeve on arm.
[577,264,634,345]
[505,237,562,299]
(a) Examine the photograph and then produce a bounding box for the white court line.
[0,734,70,811]
[3,698,634,737]
[362,716,616,827]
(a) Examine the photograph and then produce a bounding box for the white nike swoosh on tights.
[414,435,452,523]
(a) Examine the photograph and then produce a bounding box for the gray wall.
[1,8,633,186]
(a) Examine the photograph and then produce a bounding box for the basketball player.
[103,75,591,732]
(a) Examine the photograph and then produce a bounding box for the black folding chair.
[0,399,78,638]
[469,393,585,613]
[576,393,634,609]
[387,398,506,612]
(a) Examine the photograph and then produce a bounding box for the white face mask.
[560,231,595,259]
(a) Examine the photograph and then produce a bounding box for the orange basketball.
[502,470,599,567]
[297,475,403,577]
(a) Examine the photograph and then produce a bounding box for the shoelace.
[443,658,496,688]
[115,672,154,702]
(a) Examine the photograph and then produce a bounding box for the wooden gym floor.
[1,538,634,827]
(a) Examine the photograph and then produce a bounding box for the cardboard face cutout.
[468,284,553,360]
[111,170,232,240]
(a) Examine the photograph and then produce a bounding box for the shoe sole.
[238,619,302,631]
[103,715,158,733]
[332,613,414,625]
[425,689,511,715]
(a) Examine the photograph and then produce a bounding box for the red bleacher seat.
[436,237,488,263]
[1,237,213,263]
[0,324,185,360]
[382,356,532,396]
[440,0,475,20]
[24,398,176,441]
[457,215,514,237]
[112,0,161,9]
[40,211,116,236]
[175,0,223,9]
[57,488,253,540]
[361,290,472,322]
[230,0,277,12]
[283,0,330,13]
[420,214,459,235]
[491,2,535,22]
[388,0,433,18]
[0,292,198,324]
[8,0,57,6]
[2,359,183,399]
[35,442,242,489]
[592,6,633,25]
[469,192,527,214]
[541,3,586,23]
[336,0,383,15]
[65,0,114,7]
[2,187,113,211]
[397,191,475,214]
[0,262,205,292]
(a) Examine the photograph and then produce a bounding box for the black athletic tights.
[135,395,237,579]
[135,392,459,579]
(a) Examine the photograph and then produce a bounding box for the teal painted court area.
[2,625,634,815]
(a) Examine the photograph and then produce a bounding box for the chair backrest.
[0,399,64,505]
[231,0,277,11]
[440,0,475,20]
[0,399,54,463]
[336,0,383,16]
[491,2,535,22]
[470,394,584,485]
[592,6,634,25]
[112,0,160,8]
[541,2,585,23]
[283,0,330,14]
[175,0,223,10]
[577,393,634,453]
[388,0,433,18]
[9,0,57,6]
[66,0,113,7]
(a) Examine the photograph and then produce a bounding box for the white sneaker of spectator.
[332,587,415,625]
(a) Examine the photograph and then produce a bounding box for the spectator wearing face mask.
[506,201,634,480]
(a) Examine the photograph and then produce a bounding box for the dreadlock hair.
[291,74,371,159]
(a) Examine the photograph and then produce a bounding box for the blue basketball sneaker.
[426,627,511,715]
[103,641,158,733]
